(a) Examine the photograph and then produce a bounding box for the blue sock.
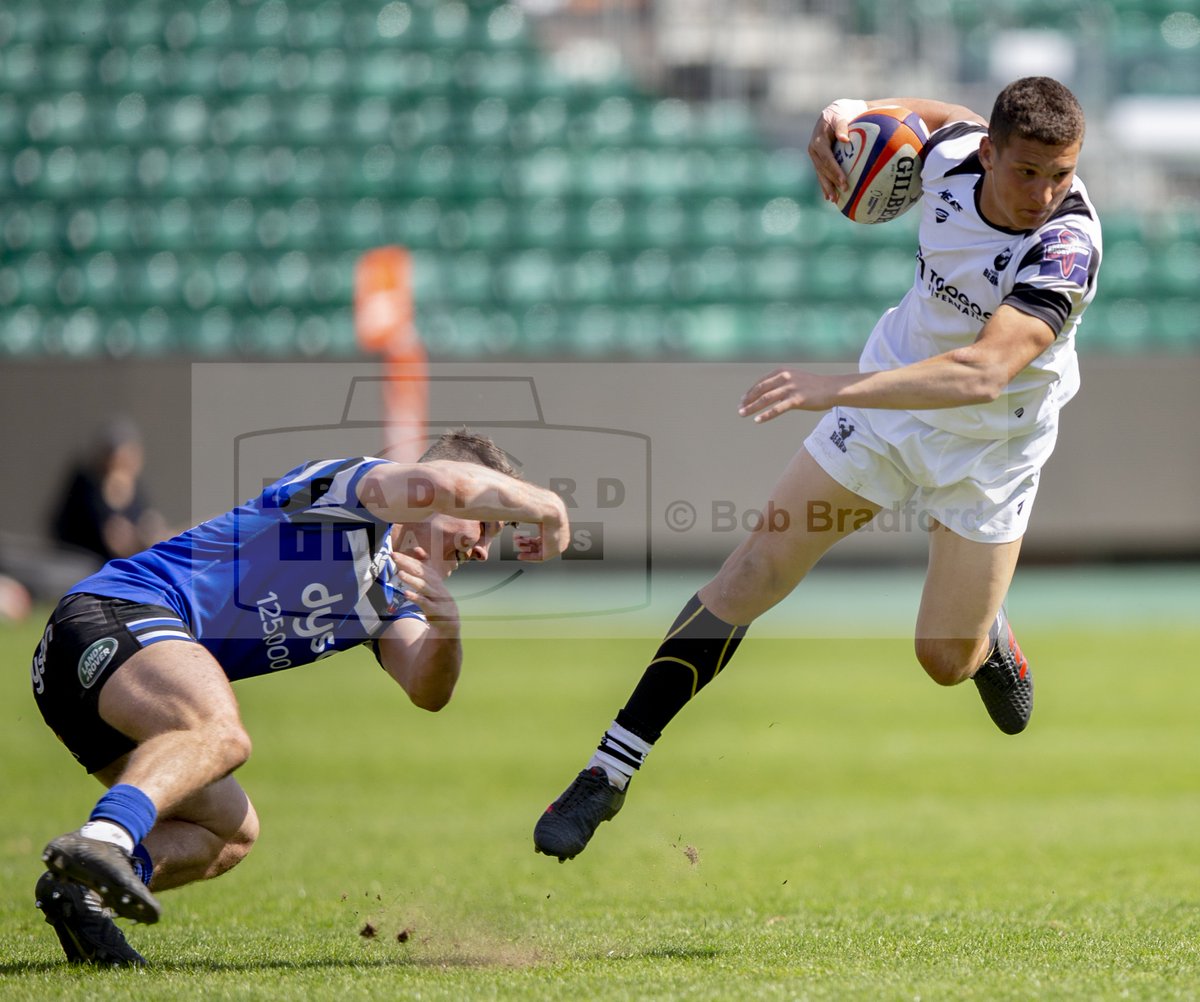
[89,784,158,846]
[130,843,154,886]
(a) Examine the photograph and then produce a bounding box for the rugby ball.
[833,106,928,224]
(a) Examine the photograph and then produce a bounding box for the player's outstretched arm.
[357,460,570,561]
[739,305,1056,421]
[808,96,986,202]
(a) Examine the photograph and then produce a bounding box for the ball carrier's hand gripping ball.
[833,106,929,224]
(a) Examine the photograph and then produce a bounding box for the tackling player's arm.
[809,96,988,202]
[739,305,1056,421]
[373,551,463,712]
[357,460,570,561]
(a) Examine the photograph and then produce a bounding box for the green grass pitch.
[2,604,1199,1000]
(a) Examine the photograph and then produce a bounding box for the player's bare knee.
[211,722,253,773]
[713,546,793,621]
[211,801,260,878]
[914,638,976,686]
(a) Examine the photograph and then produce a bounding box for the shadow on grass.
[1,951,545,974]
[4,943,724,975]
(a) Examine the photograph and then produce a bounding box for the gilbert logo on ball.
[834,106,929,224]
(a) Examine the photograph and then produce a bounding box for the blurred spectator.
[51,419,168,564]
[0,572,32,622]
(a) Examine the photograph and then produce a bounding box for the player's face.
[979,134,1080,231]
[419,514,502,578]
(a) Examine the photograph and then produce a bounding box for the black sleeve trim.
[1047,191,1093,223]
[1003,283,1072,336]
[920,122,987,166]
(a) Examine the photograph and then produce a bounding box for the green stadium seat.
[65,0,106,43]
[861,248,917,300]
[446,250,494,304]
[577,96,638,146]
[621,248,675,302]
[808,246,862,301]
[302,46,348,92]
[692,196,744,245]
[385,195,440,245]
[564,249,617,303]
[483,4,532,50]
[640,98,695,146]
[1098,240,1149,297]
[579,197,627,248]
[3,7,48,45]
[409,144,458,196]
[0,43,38,91]
[510,96,569,149]
[286,93,338,144]
[513,197,569,247]
[1150,241,1200,294]
[747,247,808,300]
[632,148,691,197]
[0,94,22,146]
[2,201,58,252]
[212,251,249,306]
[16,252,58,305]
[1150,300,1200,351]
[1083,297,1152,353]
[184,307,235,355]
[704,149,760,198]
[79,250,121,309]
[459,197,511,250]
[271,250,312,306]
[499,248,558,305]
[456,145,506,198]
[628,196,688,248]
[575,148,633,199]
[46,45,93,91]
[463,96,511,145]
[754,148,814,199]
[510,148,568,199]
[0,305,44,356]
[58,307,107,357]
[698,101,759,147]
[675,246,741,302]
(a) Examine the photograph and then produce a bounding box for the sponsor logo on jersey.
[917,249,994,323]
[78,637,118,689]
[1039,226,1091,285]
[935,208,949,224]
[983,246,1015,286]
[938,189,964,212]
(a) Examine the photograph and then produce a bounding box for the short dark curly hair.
[418,428,521,479]
[989,76,1085,150]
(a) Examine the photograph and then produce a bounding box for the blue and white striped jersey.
[69,457,424,680]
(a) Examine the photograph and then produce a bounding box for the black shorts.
[31,593,198,773]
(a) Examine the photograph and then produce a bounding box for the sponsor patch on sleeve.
[1038,226,1092,287]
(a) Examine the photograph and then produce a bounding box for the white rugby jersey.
[858,121,1102,441]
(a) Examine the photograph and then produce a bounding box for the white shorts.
[804,406,1059,544]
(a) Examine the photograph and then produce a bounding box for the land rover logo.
[78,637,119,689]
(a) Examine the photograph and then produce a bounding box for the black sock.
[615,593,748,743]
